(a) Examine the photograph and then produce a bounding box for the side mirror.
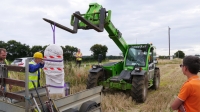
[98,54,103,64]
[153,59,158,64]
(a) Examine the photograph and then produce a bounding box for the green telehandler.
[43,3,160,103]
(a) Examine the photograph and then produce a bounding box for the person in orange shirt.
[171,56,200,112]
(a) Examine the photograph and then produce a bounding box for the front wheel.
[152,68,160,90]
[131,75,148,103]
[86,71,103,89]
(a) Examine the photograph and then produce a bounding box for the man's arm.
[40,62,44,68]
[29,63,44,72]
[75,53,79,58]
[171,98,184,110]
[5,59,13,90]
[80,53,82,57]
[171,82,190,111]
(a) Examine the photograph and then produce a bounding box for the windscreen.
[126,45,148,67]
[13,59,22,63]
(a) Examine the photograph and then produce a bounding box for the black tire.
[131,75,148,103]
[152,68,160,90]
[63,108,79,112]
[86,71,103,89]
[79,101,97,112]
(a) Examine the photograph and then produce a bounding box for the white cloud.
[1,0,200,56]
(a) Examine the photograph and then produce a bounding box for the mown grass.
[157,58,182,65]
[8,61,92,93]
[8,59,193,112]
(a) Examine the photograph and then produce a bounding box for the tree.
[0,41,7,48]
[62,45,78,61]
[174,50,185,59]
[42,45,48,53]
[17,44,31,57]
[0,40,81,62]
[30,45,43,57]
[90,44,108,60]
[5,40,31,60]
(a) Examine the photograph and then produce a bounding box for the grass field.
[8,58,198,112]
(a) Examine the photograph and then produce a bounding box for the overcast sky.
[1,0,200,56]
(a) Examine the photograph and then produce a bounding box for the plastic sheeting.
[43,44,65,95]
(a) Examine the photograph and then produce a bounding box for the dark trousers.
[38,79,40,87]
[76,60,81,67]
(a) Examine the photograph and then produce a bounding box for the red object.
[44,55,63,59]
[57,55,62,58]
[18,62,24,66]
[57,68,62,71]
[49,56,55,58]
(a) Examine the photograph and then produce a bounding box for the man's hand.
[41,60,45,64]
[171,98,184,110]
[178,104,186,112]
[0,85,4,90]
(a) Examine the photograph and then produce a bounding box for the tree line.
[0,40,110,62]
[158,50,185,59]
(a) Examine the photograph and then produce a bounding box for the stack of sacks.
[43,44,65,99]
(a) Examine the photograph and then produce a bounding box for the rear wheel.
[79,101,97,112]
[131,75,148,103]
[63,108,78,112]
[86,71,103,89]
[152,68,160,90]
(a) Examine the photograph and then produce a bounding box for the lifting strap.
[51,22,56,44]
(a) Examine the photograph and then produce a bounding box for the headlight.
[135,67,142,72]
[92,65,97,69]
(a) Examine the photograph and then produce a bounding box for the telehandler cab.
[43,3,160,103]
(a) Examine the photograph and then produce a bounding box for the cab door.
[148,48,155,80]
